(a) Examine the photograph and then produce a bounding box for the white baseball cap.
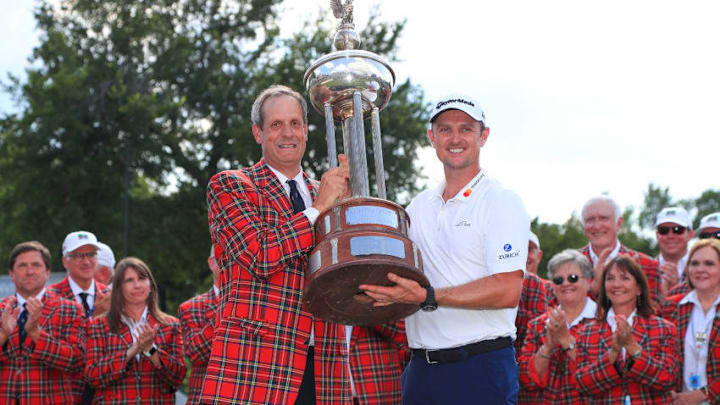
[429,93,486,124]
[62,231,101,256]
[529,231,540,250]
[655,207,691,228]
[96,242,116,268]
[697,212,720,233]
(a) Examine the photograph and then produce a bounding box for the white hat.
[697,212,720,233]
[529,231,540,250]
[96,242,116,268]
[429,93,486,124]
[655,207,691,228]
[62,231,101,256]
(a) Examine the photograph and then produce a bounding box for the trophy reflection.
[303,0,429,325]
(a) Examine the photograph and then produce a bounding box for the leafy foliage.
[0,0,428,311]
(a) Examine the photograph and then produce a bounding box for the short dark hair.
[596,255,655,319]
[9,241,51,271]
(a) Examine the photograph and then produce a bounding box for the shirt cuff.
[303,207,320,225]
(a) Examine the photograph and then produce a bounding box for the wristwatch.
[143,344,158,357]
[420,285,438,312]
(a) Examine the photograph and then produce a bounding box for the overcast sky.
[2,1,719,225]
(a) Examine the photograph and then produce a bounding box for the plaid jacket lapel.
[252,160,294,219]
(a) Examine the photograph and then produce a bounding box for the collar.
[15,288,46,307]
[606,307,636,331]
[68,276,96,297]
[213,285,220,297]
[267,164,309,197]
[433,169,487,203]
[570,297,598,327]
[121,306,149,327]
[679,290,720,309]
[589,240,621,265]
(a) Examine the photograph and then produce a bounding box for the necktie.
[17,303,28,346]
[78,292,92,317]
[287,179,306,214]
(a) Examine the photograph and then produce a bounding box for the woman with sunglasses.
[84,257,186,404]
[576,255,679,404]
[518,249,597,404]
[665,239,720,405]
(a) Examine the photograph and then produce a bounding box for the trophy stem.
[370,107,387,200]
[324,103,338,168]
[344,91,369,197]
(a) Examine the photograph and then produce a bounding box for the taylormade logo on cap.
[430,93,486,124]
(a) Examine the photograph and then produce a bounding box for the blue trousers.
[402,346,518,405]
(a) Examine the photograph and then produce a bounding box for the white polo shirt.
[405,170,529,349]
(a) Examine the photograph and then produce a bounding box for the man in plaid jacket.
[579,196,663,306]
[203,85,353,405]
[178,248,220,404]
[0,241,86,404]
[48,230,111,404]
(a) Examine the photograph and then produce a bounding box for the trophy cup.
[303,0,429,325]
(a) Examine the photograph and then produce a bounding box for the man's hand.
[359,273,427,307]
[93,290,111,317]
[313,154,349,213]
[0,297,20,342]
[660,262,679,294]
[590,248,612,296]
[24,297,44,342]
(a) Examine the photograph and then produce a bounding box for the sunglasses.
[699,231,720,240]
[657,225,686,235]
[552,274,580,285]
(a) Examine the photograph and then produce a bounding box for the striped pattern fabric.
[580,245,664,308]
[48,276,109,400]
[575,314,679,404]
[665,292,720,404]
[0,292,85,404]
[515,272,549,357]
[350,323,410,405]
[178,288,218,404]
[518,311,594,405]
[84,313,186,404]
[202,161,353,405]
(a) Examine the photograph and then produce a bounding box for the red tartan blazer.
[575,314,679,405]
[48,276,109,399]
[515,272,549,358]
[0,292,85,405]
[178,288,218,405]
[203,161,353,405]
[580,244,663,308]
[665,292,720,405]
[518,311,594,405]
[84,313,186,404]
[349,322,410,405]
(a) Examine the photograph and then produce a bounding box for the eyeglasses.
[699,231,720,240]
[552,274,580,285]
[657,225,686,235]
[67,252,97,260]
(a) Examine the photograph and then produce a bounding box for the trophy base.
[303,258,429,326]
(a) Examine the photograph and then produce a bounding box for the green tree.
[693,189,720,229]
[0,0,428,312]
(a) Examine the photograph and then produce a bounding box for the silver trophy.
[303,0,428,325]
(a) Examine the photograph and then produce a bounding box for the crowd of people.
[1,84,719,405]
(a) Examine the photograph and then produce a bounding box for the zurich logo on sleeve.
[498,243,519,260]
